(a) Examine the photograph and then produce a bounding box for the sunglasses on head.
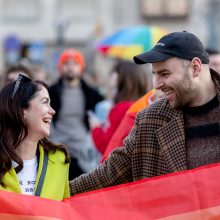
[12,74,32,100]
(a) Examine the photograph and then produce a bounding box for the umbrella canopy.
[96,25,169,60]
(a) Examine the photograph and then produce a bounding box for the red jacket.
[102,89,155,162]
[92,101,133,154]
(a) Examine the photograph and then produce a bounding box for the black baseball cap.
[133,31,209,64]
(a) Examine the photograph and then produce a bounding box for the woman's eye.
[42,98,50,105]
[43,100,49,105]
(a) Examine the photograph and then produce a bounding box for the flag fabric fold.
[1,163,220,219]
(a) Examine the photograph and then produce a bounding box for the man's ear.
[191,57,202,77]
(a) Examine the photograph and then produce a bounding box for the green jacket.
[0,145,70,201]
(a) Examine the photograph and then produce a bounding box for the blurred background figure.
[3,63,32,86]
[93,66,118,124]
[1,62,50,91]
[206,48,220,73]
[31,63,49,83]
[49,48,103,180]
[89,60,149,155]
[102,74,165,162]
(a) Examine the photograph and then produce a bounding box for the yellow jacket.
[0,145,70,201]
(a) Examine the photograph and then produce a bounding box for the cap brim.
[133,50,174,64]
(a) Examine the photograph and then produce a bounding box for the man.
[206,48,220,73]
[70,31,220,195]
[49,49,103,179]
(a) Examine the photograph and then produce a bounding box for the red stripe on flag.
[69,163,220,219]
[1,163,220,219]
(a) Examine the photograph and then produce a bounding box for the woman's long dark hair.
[112,60,148,103]
[0,79,69,186]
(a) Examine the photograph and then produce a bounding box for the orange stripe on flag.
[0,214,59,220]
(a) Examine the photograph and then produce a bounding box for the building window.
[141,0,189,18]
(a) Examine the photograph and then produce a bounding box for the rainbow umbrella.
[96,25,169,60]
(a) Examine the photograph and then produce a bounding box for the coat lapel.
[156,100,187,172]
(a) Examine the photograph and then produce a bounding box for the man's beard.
[64,74,80,81]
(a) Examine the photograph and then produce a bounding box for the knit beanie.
[58,49,85,71]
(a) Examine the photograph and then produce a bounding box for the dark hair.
[112,61,148,103]
[0,79,69,186]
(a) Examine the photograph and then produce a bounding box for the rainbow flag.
[1,163,220,219]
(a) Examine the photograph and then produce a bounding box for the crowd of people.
[0,31,220,202]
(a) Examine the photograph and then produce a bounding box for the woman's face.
[23,86,55,141]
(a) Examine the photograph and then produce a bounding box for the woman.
[90,60,149,154]
[0,74,70,200]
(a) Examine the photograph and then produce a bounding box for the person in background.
[49,49,103,180]
[206,48,220,73]
[0,74,70,200]
[70,31,220,196]
[3,64,32,85]
[93,71,117,124]
[101,76,164,162]
[31,63,49,83]
[89,60,148,155]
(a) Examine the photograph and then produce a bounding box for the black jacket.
[49,78,104,130]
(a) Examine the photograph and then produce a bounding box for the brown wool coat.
[70,69,220,196]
